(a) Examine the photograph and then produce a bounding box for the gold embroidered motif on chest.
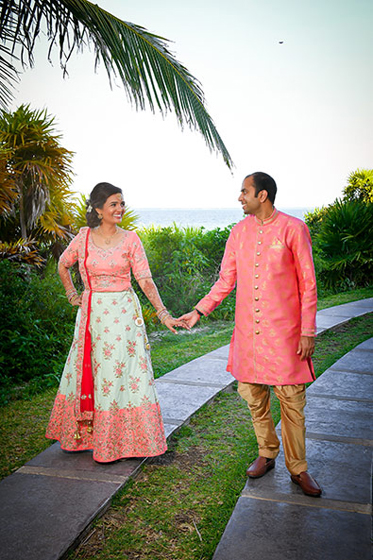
[269,238,285,250]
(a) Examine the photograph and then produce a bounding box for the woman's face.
[98,193,125,225]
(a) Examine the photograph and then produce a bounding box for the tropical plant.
[0,104,76,262]
[304,205,330,239]
[316,199,373,290]
[0,0,233,168]
[72,193,139,232]
[343,168,373,204]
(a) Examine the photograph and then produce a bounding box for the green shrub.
[315,199,373,290]
[137,224,236,319]
[0,260,76,398]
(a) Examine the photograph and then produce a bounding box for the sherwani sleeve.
[196,229,237,316]
[289,222,317,337]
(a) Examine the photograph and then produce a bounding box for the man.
[180,172,321,496]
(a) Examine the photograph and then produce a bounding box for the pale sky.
[11,0,373,209]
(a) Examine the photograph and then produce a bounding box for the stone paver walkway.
[0,299,372,560]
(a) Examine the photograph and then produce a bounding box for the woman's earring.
[98,213,103,220]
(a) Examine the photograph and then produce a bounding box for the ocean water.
[134,207,313,230]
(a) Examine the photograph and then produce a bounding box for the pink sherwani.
[197,210,317,385]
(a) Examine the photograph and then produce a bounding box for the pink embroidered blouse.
[59,227,152,290]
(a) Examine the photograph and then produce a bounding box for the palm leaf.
[0,0,233,168]
[0,237,45,266]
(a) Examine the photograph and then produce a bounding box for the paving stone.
[157,382,220,424]
[246,438,372,506]
[317,307,361,318]
[156,356,233,387]
[329,350,373,374]
[212,496,371,560]
[357,338,373,351]
[307,370,373,401]
[303,398,373,443]
[0,472,120,560]
[26,441,144,477]
[206,344,230,359]
[328,299,373,312]
[316,315,350,329]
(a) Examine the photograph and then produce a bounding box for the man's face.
[238,176,261,215]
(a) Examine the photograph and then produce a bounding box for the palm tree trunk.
[18,187,27,239]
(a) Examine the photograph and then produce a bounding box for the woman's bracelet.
[66,289,78,303]
[160,312,172,324]
[195,308,204,317]
[157,308,171,324]
[156,307,167,318]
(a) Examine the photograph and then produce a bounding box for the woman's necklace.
[97,226,118,245]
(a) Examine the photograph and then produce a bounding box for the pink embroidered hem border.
[46,393,167,462]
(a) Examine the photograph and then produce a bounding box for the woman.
[46,182,185,462]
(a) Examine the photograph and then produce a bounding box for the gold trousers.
[238,382,307,475]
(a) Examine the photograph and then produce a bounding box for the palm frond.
[0,0,233,168]
[0,237,45,266]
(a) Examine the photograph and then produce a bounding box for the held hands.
[297,336,315,360]
[177,309,201,330]
[162,315,190,334]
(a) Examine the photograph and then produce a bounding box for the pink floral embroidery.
[112,299,118,306]
[103,342,115,359]
[139,357,148,371]
[96,316,102,323]
[102,378,113,396]
[104,327,110,333]
[114,317,120,324]
[103,309,109,315]
[97,299,102,305]
[114,361,125,378]
[127,340,136,357]
[116,335,122,341]
[129,376,140,393]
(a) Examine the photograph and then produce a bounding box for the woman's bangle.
[160,312,171,324]
[195,308,204,317]
[156,307,167,318]
[67,291,78,303]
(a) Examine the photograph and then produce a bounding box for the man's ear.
[258,189,268,203]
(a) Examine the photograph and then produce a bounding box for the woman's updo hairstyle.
[85,182,123,227]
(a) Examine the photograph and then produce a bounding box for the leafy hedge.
[0,260,77,399]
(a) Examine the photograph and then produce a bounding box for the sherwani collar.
[254,207,278,226]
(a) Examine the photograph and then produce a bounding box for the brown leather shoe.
[246,456,275,478]
[291,471,322,497]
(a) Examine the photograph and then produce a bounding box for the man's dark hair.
[246,172,277,204]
